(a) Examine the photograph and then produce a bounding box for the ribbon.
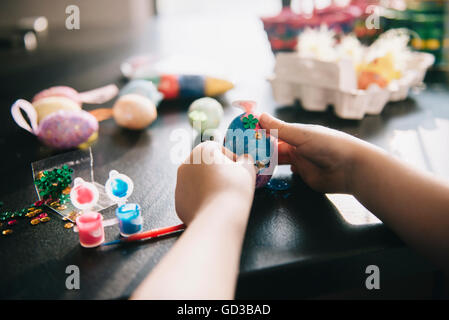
[11,99,39,135]
[79,84,119,104]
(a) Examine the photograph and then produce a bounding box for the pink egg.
[32,86,82,105]
[38,110,98,149]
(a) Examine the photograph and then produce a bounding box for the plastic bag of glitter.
[31,148,115,222]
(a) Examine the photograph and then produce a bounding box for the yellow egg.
[113,94,157,130]
[33,96,81,123]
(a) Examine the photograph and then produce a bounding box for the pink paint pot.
[76,211,105,248]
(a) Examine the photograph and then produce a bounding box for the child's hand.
[175,141,256,226]
[260,113,367,194]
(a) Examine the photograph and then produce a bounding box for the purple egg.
[38,110,98,149]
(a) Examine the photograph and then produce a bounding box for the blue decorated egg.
[223,101,276,188]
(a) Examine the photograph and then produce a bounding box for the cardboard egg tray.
[269,51,435,119]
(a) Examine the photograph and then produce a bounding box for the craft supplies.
[105,170,143,237]
[112,94,157,130]
[11,99,99,149]
[120,55,234,99]
[157,74,233,100]
[71,178,104,248]
[31,149,115,222]
[11,84,117,150]
[188,97,223,133]
[102,223,185,246]
[223,101,276,188]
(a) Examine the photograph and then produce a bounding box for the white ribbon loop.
[11,99,39,135]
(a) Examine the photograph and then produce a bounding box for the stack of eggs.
[12,86,105,149]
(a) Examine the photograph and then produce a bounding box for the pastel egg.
[38,110,99,149]
[188,97,223,133]
[33,96,81,123]
[120,80,163,106]
[113,94,157,130]
[32,86,82,105]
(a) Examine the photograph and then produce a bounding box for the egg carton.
[269,51,435,119]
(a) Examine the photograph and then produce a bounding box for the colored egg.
[111,178,128,198]
[357,71,388,90]
[38,110,99,149]
[119,80,163,106]
[32,86,82,105]
[188,97,224,133]
[224,111,276,188]
[33,96,81,123]
[113,94,157,130]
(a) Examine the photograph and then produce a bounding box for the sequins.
[40,217,50,223]
[7,219,17,226]
[30,218,40,225]
[26,211,37,218]
[64,222,74,229]
[50,201,60,207]
[2,229,13,236]
[37,213,48,219]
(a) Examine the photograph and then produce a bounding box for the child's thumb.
[237,154,257,178]
[259,113,306,146]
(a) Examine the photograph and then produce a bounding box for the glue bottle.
[105,170,143,237]
[70,178,105,248]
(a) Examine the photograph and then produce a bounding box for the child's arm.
[131,142,256,299]
[260,113,449,267]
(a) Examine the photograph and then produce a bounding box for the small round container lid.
[70,178,99,210]
[105,170,134,204]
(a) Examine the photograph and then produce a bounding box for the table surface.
[0,14,446,299]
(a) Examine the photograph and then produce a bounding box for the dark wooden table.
[0,15,446,299]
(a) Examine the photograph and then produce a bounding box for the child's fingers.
[277,141,295,165]
[259,113,309,147]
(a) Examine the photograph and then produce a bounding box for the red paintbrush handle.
[124,223,186,242]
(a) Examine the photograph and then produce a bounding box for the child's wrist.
[348,141,387,196]
[198,192,252,228]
